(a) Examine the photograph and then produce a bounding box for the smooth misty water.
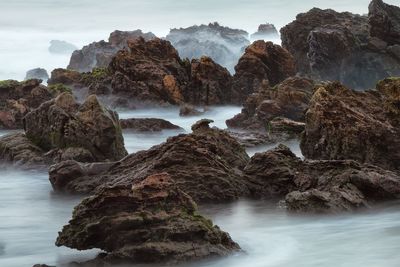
[0,107,400,266]
[1,0,399,80]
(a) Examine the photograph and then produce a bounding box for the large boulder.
[68,30,156,72]
[250,23,280,40]
[166,22,250,73]
[56,173,240,265]
[232,40,296,99]
[49,119,251,202]
[25,68,49,81]
[300,80,400,173]
[23,93,127,163]
[280,2,400,89]
[245,145,400,213]
[0,79,53,129]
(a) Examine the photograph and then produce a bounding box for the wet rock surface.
[300,80,400,173]
[166,22,250,73]
[280,0,400,89]
[232,40,295,100]
[68,30,156,72]
[120,118,182,132]
[56,173,240,265]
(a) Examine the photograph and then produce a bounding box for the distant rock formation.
[67,30,156,72]
[166,22,250,73]
[24,68,49,81]
[250,23,279,40]
[280,0,400,89]
[48,40,78,54]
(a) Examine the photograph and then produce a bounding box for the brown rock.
[120,118,182,132]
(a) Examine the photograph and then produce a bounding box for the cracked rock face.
[56,173,240,265]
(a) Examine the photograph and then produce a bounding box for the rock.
[369,0,400,45]
[48,68,82,86]
[0,79,53,129]
[300,80,400,172]
[232,40,296,100]
[23,93,127,164]
[166,22,250,73]
[56,173,240,265]
[179,104,203,117]
[120,118,182,132]
[245,145,400,213]
[49,120,251,203]
[280,2,400,89]
[49,40,78,54]
[25,68,49,81]
[32,264,55,267]
[68,30,156,72]
[187,56,234,105]
[250,23,280,40]
[227,77,315,140]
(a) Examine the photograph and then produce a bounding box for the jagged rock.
[120,118,182,132]
[166,22,250,72]
[49,40,78,54]
[300,80,400,173]
[245,145,400,213]
[68,30,156,72]
[179,104,203,117]
[48,68,83,86]
[56,173,240,265]
[250,23,280,40]
[369,0,400,45]
[49,120,251,203]
[187,56,234,105]
[232,40,295,100]
[25,68,49,81]
[21,93,127,164]
[280,2,400,89]
[0,79,53,129]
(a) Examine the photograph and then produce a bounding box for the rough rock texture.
[245,145,400,213]
[0,79,53,129]
[24,93,127,162]
[56,173,240,265]
[232,40,296,100]
[281,2,400,89]
[68,30,156,72]
[369,0,400,45]
[300,80,400,173]
[166,22,250,73]
[49,120,251,202]
[25,68,49,81]
[120,118,182,132]
[250,23,280,40]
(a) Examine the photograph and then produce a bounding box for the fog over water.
[0,0,399,80]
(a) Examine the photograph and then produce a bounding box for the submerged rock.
[179,104,204,117]
[56,173,240,265]
[300,80,400,173]
[120,118,182,132]
[280,1,400,89]
[25,68,49,81]
[245,145,400,213]
[232,40,296,99]
[166,22,250,72]
[68,30,156,72]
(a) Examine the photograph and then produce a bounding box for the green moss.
[0,80,19,89]
[47,83,72,96]
[265,121,272,134]
[82,67,110,84]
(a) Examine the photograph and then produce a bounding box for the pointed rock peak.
[191,119,214,132]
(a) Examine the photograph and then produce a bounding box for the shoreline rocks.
[120,118,182,132]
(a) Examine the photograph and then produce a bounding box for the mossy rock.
[0,80,19,89]
[47,83,72,96]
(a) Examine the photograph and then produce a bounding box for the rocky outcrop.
[226,77,315,144]
[68,30,156,72]
[300,80,400,173]
[245,145,400,213]
[0,92,127,167]
[49,119,251,202]
[250,23,279,40]
[0,79,53,129]
[232,40,296,99]
[120,118,182,132]
[25,68,49,81]
[56,173,240,265]
[49,40,78,54]
[280,1,400,89]
[166,22,250,73]
[179,104,204,117]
